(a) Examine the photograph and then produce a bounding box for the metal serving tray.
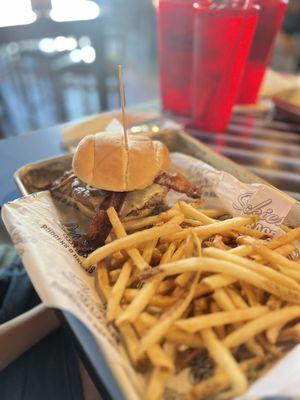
[13,128,299,400]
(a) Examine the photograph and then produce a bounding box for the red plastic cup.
[192,1,259,132]
[237,0,288,105]
[157,0,196,116]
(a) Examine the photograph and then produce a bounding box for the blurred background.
[0,0,299,138]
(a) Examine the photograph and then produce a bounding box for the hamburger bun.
[72,132,170,191]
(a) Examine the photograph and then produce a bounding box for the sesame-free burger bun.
[72,132,170,192]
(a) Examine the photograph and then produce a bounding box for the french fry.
[253,242,300,269]
[123,288,178,308]
[198,209,227,218]
[107,207,149,271]
[192,231,202,256]
[201,328,248,395]
[268,228,300,249]
[95,261,111,302]
[142,238,158,264]
[144,344,176,400]
[184,218,202,227]
[123,209,178,231]
[139,313,203,348]
[223,306,300,349]
[189,357,263,400]
[278,323,300,342]
[203,247,300,291]
[224,288,265,357]
[157,279,175,295]
[236,226,269,239]
[133,319,175,372]
[175,235,194,287]
[140,257,300,304]
[162,216,255,242]
[176,306,268,333]
[199,275,237,293]
[95,263,145,367]
[106,261,132,322]
[171,241,186,261]
[109,268,121,283]
[160,242,176,264]
[116,275,163,325]
[179,201,214,224]
[83,223,179,267]
[210,301,226,339]
[138,274,199,356]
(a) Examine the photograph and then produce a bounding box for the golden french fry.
[199,275,237,293]
[236,226,269,239]
[140,313,203,349]
[201,328,248,395]
[183,219,202,227]
[133,319,175,372]
[160,242,177,264]
[176,306,268,333]
[171,241,186,261]
[221,288,265,357]
[199,209,227,218]
[109,268,121,283]
[83,223,179,267]
[106,261,132,322]
[203,247,300,291]
[144,344,176,400]
[192,232,202,256]
[179,201,214,224]
[253,242,300,270]
[116,275,163,325]
[107,207,149,271]
[278,323,300,342]
[162,216,255,242]
[157,279,175,295]
[189,357,263,400]
[229,245,253,256]
[123,288,178,308]
[123,209,178,231]
[223,306,300,348]
[142,238,158,264]
[138,274,199,356]
[140,257,300,304]
[210,301,226,339]
[95,261,111,302]
[268,228,300,249]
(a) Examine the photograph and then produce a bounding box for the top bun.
[72,132,170,191]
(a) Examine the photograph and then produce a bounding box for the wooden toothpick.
[118,64,129,150]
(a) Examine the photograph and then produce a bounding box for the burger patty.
[50,170,201,255]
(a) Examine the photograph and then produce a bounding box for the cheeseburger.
[51,131,201,254]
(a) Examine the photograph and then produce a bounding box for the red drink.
[157,0,195,116]
[237,0,288,104]
[192,2,259,132]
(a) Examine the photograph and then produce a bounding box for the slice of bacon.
[154,172,201,199]
[50,170,75,191]
[74,192,126,255]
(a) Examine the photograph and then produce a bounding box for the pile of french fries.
[82,201,300,400]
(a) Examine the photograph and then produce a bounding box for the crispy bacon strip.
[74,192,126,255]
[154,172,201,199]
[50,170,75,191]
